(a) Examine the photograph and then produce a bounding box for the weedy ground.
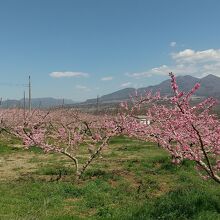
[0,136,220,220]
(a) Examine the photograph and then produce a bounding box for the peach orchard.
[0,73,219,183]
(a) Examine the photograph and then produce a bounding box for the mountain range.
[0,97,76,108]
[1,74,220,108]
[85,74,220,104]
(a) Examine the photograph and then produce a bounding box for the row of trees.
[0,73,219,183]
[0,108,122,178]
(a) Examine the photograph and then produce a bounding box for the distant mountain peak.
[202,74,219,80]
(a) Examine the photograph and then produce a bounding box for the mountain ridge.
[85,74,220,104]
[0,97,76,108]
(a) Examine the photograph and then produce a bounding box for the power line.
[0,82,28,87]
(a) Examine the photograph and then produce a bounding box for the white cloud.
[127,48,220,78]
[170,41,176,47]
[50,71,89,78]
[121,82,132,87]
[126,65,173,78]
[172,49,220,63]
[76,85,90,91]
[125,71,150,78]
[101,76,113,81]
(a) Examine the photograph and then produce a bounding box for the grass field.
[0,136,220,220]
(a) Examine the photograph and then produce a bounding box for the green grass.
[0,136,220,219]
[0,143,22,154]
[128,187,220,220]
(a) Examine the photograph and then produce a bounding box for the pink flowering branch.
[120,72,220,184]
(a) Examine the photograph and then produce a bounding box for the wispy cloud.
[76,85,90,91]
[125,66,169,78]
[127,48,220,78]
[101,76,113,81]
[170,41,177,47]
[120,82,132,87]
[50,71,89,78]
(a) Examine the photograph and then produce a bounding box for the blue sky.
[0,0,220,101]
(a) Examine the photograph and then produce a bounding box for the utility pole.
[23,91,26,119]
[38,101,42,109]
[28,75,31,112]
[62,98,65,108]
[96,95,99,114]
